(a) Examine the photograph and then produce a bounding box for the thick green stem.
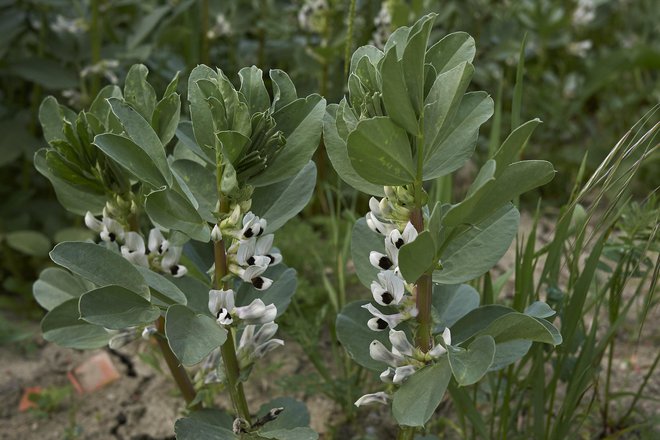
[155,317,199,408]
[397,426,416,440]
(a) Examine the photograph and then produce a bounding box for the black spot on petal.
[256,227,264,237]
[109,232,116,242]
[170,265,179,276]
[267,255,275,264]
[252,277,264,289]
[379,257,393,270]
[376,319,388,330]
[244,229,254,238]
[381,292,394,304]
[247,256,256,266]
[395,238,405,249]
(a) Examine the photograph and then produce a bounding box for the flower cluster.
[355,328,452,406]
[363,188,419,331]
[297,0,327,33]
[371,2,392,49]
[84,205,187,278]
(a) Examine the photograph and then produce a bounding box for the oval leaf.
[447,335,495,386]
[165,304,227,366]
[79,285,161,329]
[145,188,211,242]
[41,298,111,349]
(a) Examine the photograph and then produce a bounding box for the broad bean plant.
[325,14,562,434]
[33,63,325,438]
[31,12,563,439]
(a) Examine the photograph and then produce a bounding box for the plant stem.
[397,426,416,440]
[90,0,102,98]
[155,317,200,408]
[214,239,252,425]
[343,0,357,81]
[200,0,210,65]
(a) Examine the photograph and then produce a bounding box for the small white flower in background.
[207,13,232,39]
[141,325,157,339]
[120,232,149,267]
[160,245,187,278]
[572,0,596,26]
[80,59,120,84]
[208,289,277,326]
[354,391,390,407]
[108,327,138,349]
[50,15,88,34]
[298,0,327,33]
[370,270,405,306]
[370,3,392,49]
[84,211,125,243]
[567,40,593,58]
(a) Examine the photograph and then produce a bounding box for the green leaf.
[489,340,532,371]
[11,58,78,90]
[175,410,236,440]
[79,285,161,329]
[270,69,297,111]
[123,64,157,120]
[392,358,452,427]
[402,14,435,112]
[476,312,562,346]
[216,130,250,164]
[434,204,519,284]
[398,231,436,282]
[107,98,172,185]
[250,95,325,186]
[251,161,316,233]
[135,266,188,305]
[257,397,311,430]
[423,62,474,161]
[165,305,227,366]
[127,5,170,50]
[426,32,476,75]
[493,119,541,175]
[188,65,218,151]
[336,300,392,371]
[50,242,149,297]
[450,305,514,345]
[260,428,318,440]
[381,48,419,135]
[431,283,480,330]
[41,298,111,349]
[39,96,65,144]
[422,91,493,180]
[5,230,51,256]
[89,85,123,128]
[152,92,181,145]
[235,265,297,318]
[447,335,495,386]
[239,66,270,114]
[524,301,556,319]
[93,133,168,187]
[170,160,216,222]
[322,105,383,196]
[351,218,385,288]
[347,117,415,185]
[349,45,384,75]
[34,149,106,215]
[171,275,212,315]
[145,188,211,242]
[33,267,92,311]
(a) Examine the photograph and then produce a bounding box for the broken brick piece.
[18,386,42,412]
[67,351,120,394]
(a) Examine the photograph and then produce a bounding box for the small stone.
[67,351,120,394]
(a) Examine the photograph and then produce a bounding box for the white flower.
[108,327,137,349]
[121,232,149,267]
[387,222,418,249]
[369,339,405,367]
[354,391,390,407]
[429,327,452,358]
[141,325,157,339]
[369,250,396,271]
[160,245,188,278]
[370,270,405,306]
[211,224,223,242]
[236,235,282,267]
[148,228,169,255]
[392,365,416,384]
[85,211,125,243]
[389,329,414,358]
[363,303,406,331]
[240,212,267,239]
[229,263,273,290]
[208,289,277,326]
[238,323,284,363]
[573,0,596,26]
